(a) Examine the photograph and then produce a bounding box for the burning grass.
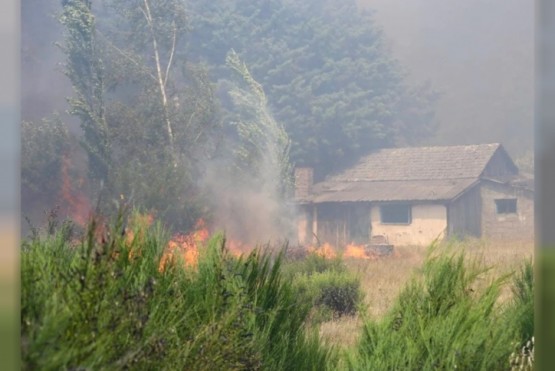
[20,210,534,369]
[59,153,91,227]
[20,212,337,370]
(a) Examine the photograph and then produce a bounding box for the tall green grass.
[21,213,337,370]
[347,246,534,370]
[21,212,533,370]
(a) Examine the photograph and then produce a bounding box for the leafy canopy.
[186,0,438,177]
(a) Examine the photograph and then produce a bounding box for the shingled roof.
[307,143,517,203]
[326,143,504,182]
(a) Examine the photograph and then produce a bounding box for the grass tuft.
[21,212,337,370]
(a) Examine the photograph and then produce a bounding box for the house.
[294,143,534,247]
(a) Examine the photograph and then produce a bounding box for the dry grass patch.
[438,238,534,303]
[452,238,534,273]
[351,239,533,317]
[344,244,428,319]
[316,245,428,346]
[318,239,533,348]
[318,315,362,349]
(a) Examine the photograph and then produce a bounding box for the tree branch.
[141,0,175,158]
[97,31,157,82]
[164,22,177,88]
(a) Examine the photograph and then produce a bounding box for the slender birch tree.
[58,0,219,230]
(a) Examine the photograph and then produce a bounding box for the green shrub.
[348,247,531,370]
[21,212,337,370]
[283,251,362,323]
[509,260,534,342]
[21,117,70,197]
[293,270,362,321]
[506,260,534,370]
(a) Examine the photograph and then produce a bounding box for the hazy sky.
[359,0,534,156]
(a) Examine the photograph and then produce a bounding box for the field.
[20,215,534,370]
[319,239,534,350]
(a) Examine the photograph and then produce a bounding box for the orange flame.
[123,213,155,259]
[307,242,337,259]
[344,243,375,260]
[114,212,385,272]
[60,154,91,227]
[305,242,379,260]
[227,239,249,257]
[158,219,210,271]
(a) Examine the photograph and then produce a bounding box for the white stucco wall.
[370,203,447,246]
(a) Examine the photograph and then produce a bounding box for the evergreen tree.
[186,0,438,178]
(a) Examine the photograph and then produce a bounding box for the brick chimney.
[294,167,313,200]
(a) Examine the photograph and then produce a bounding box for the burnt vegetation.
[21,213,337,369]
[21,212,534,369]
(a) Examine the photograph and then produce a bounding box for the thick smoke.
[201,163,296,247]
[21,0,73,124]
[199,51,297,247]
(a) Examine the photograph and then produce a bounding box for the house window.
[495,199,517,214]
[380,204,411,224]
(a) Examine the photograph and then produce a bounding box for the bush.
[21,116,70,197]
[21,212,337,370]
[506,260,534,370]
[293,270,362,321]
[347,247,533,370]
[282,251,362,323]
[509,260,534,342]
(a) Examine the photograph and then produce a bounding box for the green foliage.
[21,214,534,369]
[187,0,438,177]
[293,271,362,322]
[57,0,221,231]
[348,249,533,370]
[283,252,362,322]
[108,149,205,231]
[59,0,111,183]
[282,251,346,277]
[508,260,534,345]
[21,213,337,370]
[21,116,71,198]
[505,260,534,370]
[226,49,293,197]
